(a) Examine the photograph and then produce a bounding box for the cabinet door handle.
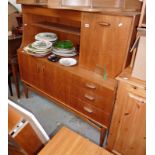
[85,83,96,89]
[128,93,146,103]
[84,94,95,101]
[98,22,111,27]
[83,107,93,113]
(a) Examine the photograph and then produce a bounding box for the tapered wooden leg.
[11,62,20,98]
[23,84,28,98]
[100,127,106,147]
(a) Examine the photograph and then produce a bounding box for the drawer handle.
[85,83,96,89]
[83,107,93,113]
[128,93,146,103]
[84,94,95,101]
[98,22,111,27]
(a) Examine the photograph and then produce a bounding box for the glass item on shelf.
[53,40,73,49]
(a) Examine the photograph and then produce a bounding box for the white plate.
[26,50,52,57]
[53,47,76,54]
[52,50,77,57]
[31,41,52,50]
[59,58,77,66]
[25,44,52,54]
[35,32,57,42]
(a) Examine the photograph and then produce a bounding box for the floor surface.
[9,82,103,145]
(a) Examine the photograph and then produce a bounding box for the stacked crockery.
[24,40,53,57]
[24,32,58,57]
[52,40,77,57]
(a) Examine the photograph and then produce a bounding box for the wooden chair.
[8,36,22,98]
[8,56,20,98]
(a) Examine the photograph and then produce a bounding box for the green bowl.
[53,40,73,49]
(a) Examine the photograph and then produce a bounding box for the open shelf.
[32,22,81,36]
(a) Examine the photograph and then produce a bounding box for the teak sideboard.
[18,5,139,146]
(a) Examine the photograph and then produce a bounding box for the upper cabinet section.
[17,0,47,5]
[48,0,142,12]
[79,13,139,78]
[17,0,142,12]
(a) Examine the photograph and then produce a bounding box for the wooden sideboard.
[18,5,140,146]
[107,68,146,155]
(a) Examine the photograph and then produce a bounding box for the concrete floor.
[9,82,103,145]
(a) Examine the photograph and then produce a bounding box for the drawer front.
[71,75,98,91]
[71,75,115,96]
[71,85,114,114]
[69,96,111,127]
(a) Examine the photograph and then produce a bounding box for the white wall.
[9,0,21,11]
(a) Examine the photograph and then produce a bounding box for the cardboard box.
[132,36,146,81]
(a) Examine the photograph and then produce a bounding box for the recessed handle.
[98,22,111,27]
[85,83,96,89]
[83,107,93,113]
[84,94,95,101]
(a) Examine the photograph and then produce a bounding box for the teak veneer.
[18,5,139,146]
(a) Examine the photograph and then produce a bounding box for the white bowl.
[59,58,77,67]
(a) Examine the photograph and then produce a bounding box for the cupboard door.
[18,52,45,90]
[107,82,146,155]
[44,63,71,103]
[80,13,133,78]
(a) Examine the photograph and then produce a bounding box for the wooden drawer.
[71,75,99,91]
[69,96,111,127]
[71,75,115,96]
[71,85,114,114]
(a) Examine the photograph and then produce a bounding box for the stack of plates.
[52,40,77,57]
[52,47,77,57]
[35,32,57,42]
[24,41,52,57]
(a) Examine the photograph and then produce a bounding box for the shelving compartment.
[22,11,81,49]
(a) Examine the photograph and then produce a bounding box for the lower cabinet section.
[107,81,146,155]
[18,52,117,133]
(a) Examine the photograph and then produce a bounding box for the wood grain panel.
[14,123,43,155]
[107,82,146,155]
[39,127,113,155]
[8,106,23,133]
[79,12,134,78]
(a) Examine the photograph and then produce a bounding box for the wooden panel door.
[18,52,46,90]
[79,13,133,78]
[107,82,146,155]
[18,52,71,103]
[43,62,71,103]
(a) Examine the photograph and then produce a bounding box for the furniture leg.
[23,84,28,98]
[100,127,106,147]
[11,62,20,98]
[8,73,13,96]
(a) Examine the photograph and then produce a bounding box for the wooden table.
[39,127,113,155]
